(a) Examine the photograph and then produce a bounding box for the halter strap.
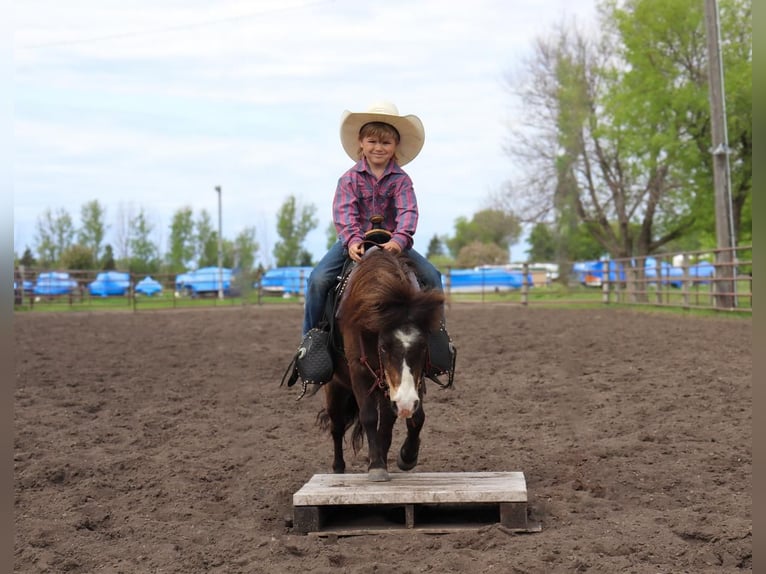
[358,334,389,396]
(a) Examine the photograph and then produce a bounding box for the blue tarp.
[259,266,313,295]
[176,266,233,295]
[89,271,131,296]
[258,265,533,294]
[135,276,163,296]
[34,272,78,295]
[689,261,715,282]
[575,258,715,287]
[14,280,34,293]
[447,268,530,292]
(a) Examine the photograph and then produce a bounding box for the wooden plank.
[293,472,527,507]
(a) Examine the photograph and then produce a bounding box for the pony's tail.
[351,419,364,455]
[316,392,364,453]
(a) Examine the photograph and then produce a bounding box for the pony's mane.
[339,249,444,334]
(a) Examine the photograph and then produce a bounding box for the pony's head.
[339,249,445,418]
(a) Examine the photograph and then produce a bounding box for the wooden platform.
[292,471,537,535]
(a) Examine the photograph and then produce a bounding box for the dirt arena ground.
[14,304,751,573]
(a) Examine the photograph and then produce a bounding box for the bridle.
[357,333,426,398]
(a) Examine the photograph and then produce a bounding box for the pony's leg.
[397,400,425,471]
[324,383,348,474]
[376,399,396,472]
[359,394,392,482]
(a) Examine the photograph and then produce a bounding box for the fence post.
[601,260,610,305]
[445,267,452,304]
[654,258,663,305]
[521,263,529,306]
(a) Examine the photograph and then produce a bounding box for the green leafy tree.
[78,200,108,262]
[273,195,318,267]
[167,207,195,272]
[606,0,751,246]
[231,226,259,272]
[129,209,160,274]
[101,244,116,270]
[19,247,36,268]
[426,234,445,259]
[526,222,604,262]
[526,223,557,262]
[195,209,219,268]
[325,221,338,250]
[35,207,75,267]
[60,243,95,270]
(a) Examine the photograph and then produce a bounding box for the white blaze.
[390,328,419,418]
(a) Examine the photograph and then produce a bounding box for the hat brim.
[340,110,425,166]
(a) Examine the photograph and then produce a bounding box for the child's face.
[359,133,397,171]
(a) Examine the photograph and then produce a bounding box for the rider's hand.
[381,240,402,255]
[348,242,365,262]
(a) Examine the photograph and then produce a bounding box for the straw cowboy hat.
[339,101,425,166]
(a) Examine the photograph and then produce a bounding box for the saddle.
[281,218,456,393]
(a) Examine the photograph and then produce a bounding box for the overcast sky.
[14,0,598,267]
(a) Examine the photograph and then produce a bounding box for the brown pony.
[319,248,445,482]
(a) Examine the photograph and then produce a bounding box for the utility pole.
[704,0,736,308]
[215,186,224,300]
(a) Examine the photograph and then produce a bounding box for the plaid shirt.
[332,158,419,251]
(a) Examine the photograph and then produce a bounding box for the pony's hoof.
[397,452,418,471]
[397,440,420,471]
[368,468,390,482]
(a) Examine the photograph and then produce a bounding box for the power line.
[17,0,335,50]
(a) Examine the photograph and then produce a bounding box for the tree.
[455,241,509,268]
[605,0,751,246]
[232,226,259,272]
[195,209,218,268]
[526,221,604,262]
[167,207,195,272]
[101,244,116,270]
[35,207,75,267]
[19,247,36,268]
[273,195,318,267]
[426,234,445,259]
[60,243,95,270]
[325,221,337,250]
[526,223,557,262]
[129,209,160,274]
[78,200,108,262]
[113,202,136,262]
[447,209,521,258]
[504,0,751,259]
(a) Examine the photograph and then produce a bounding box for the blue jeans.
[302,240,444,335]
